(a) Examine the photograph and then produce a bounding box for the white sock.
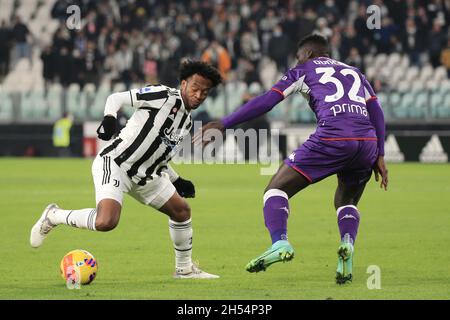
[168,218,193,272]
[50,208,97,231]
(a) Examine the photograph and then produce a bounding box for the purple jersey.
[272,57,378,140]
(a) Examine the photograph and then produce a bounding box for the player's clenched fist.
[96,115,117,141]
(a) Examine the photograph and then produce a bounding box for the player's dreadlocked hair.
[179,60,222,87]
[297,34,330,54]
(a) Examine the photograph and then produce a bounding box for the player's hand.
[373,156,388,190]
[192,121,225,147]
[173,177,195,198]
[97,115,117,141]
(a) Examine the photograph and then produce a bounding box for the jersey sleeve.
[130,85,170,110]
[363,77,385,156]
[271,67,308,99]
[164,163,180,183]
[363,77,377,102]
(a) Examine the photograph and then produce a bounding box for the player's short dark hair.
[179,60,222,87]
[297,34,330,53]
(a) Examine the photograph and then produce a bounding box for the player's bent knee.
[95,214,120,231]
[172,202,191,222]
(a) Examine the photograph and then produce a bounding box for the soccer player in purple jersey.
[195,34,388,284]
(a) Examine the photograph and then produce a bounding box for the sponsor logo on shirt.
[330,103,368,117]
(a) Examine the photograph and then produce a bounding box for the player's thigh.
[92,154,130,206]
[265,163,311,198]
[281,137,359,198]
[334,140,377,209]
[130,172,177,211]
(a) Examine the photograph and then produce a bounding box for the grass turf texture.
[0,158,449,300]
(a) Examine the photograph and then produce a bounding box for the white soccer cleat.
[30,203,59,248]
[173,262,220,279]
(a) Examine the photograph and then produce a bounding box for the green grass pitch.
[0,158,449,300]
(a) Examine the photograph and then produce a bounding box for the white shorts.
[92,154,176,209]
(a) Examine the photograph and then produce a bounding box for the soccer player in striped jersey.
[196,35,388,284]
[30,60,222,279]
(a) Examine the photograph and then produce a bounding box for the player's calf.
[95,199,121,231]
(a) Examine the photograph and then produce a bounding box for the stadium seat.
[386,53,402,70]
[400,55,410,69]
[67,84,87,120]
[365,66,377,81]
[226,81,248,112]
[0,0,14,23]
[19,92,32,120]
[363,54,374,67]
[432,66,448,82]
[47,84,63,120]
[285,94,313,123]
[88,85,110,120]
[373,54,388,70]
[390,92,408,119]
[397,81,411,93]
[389,66,405,88]
[112,83,126,92]
[0,91,13,121]
[268,98,288,121]
[210,94,226,119]
[439,80,450,96]
[411,81,423,92]
[419,64,434,83]
[17,0,38,21]
[440,93,450,118]
[405,66,419,83]
[426,79,439,91]
[399,93,416,117]
[377,92,391,119]
[430,91,444,118]
[410,91,429,119]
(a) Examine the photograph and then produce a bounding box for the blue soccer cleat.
[245,240,294,273]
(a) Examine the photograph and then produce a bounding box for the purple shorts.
[284,135,378,185]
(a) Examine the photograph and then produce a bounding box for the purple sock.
[263,189,290,244]
[337,205,360,244]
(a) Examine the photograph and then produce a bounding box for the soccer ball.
[60,249,98,285]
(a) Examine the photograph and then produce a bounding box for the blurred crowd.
[0,0,449,90]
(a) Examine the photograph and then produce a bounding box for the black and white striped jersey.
[100,85,193,186]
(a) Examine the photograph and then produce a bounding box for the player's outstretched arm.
[193,89,283,146]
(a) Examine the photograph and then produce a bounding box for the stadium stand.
[0,0,449,124]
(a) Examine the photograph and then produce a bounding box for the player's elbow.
[105,92,120,106]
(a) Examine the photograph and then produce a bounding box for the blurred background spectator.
[0,0,449,125]
[1,0,448,91]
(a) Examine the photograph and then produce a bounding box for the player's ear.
[305,49,314,60]
[180,79,187,92]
